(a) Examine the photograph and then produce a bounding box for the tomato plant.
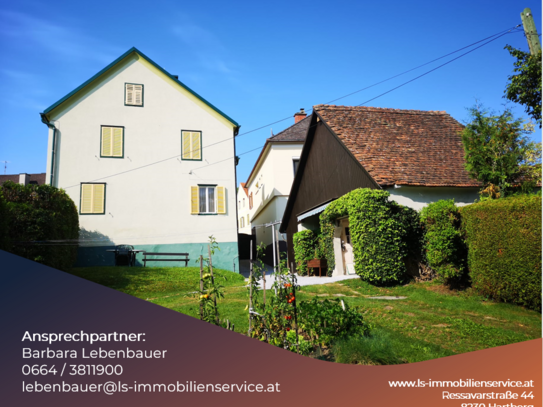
[197,235,224,325]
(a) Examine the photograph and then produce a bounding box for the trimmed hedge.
[420,200,467,282]
[2,181,79,271]
[460,195,541,311]
[320,189,420,286]
[0,190,9,251]
[293,230,316,276]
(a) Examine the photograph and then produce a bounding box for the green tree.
[504,46,542,127]
[461,105,536,197]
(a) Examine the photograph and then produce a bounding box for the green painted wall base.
[76,241,240,272]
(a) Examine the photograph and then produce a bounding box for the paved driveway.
[239,259,359,289]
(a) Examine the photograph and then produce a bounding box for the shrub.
[293,229,316,276]
[320,189,418,285]
[420,200,467,282]
[297,297,369,346]
[0,190,9,251]
[460,195,541,311]
[1,181,79,271]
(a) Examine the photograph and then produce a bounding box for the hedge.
[320,189,420,285]
[0,190,9,251]
[460,195,541,311]
[2,181,79,271]
[420,200,467,282]
[293,230,317,276]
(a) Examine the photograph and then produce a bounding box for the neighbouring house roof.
[239,182,249,197]
[41,47,239,130]
[314,104,480,187]
[0,173,46,185]
[245,115,309,185]
[268,115,310,142]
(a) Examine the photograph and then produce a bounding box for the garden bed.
[67,266,541,365]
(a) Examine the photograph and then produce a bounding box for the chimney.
[294,108,307,124]
[19,173,30,186]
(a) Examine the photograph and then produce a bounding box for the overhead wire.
[60,25,522,190]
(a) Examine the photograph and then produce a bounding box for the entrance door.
[340,219,355,274]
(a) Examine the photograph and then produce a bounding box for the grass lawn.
[68,266,541,364]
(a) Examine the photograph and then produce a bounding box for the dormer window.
[125,83,143,106]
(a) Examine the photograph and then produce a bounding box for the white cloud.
[0,10,123,64]
[171,22,237,75]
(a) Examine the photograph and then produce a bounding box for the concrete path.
[239,259,359,289]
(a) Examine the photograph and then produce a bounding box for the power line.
[354,25,520,108]
[163,25,524,174]
[60,25,521,189]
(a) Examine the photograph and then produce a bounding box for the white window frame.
[199,186,217,214]
[125,83,143,106]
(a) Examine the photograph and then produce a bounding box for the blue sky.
[0,0,541,184]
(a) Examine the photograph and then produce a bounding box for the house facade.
[280,105,480,276]
[239,110,309,263]
[237,182,251,235]
[41,48,240,271]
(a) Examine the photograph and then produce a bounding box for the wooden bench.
[142,252,190,267]
[307,258,328,277]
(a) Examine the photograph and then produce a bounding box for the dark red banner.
[1,250,540,406]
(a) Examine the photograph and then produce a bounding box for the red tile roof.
[240,182,249,197]
[314,105,480,187]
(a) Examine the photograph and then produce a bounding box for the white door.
[341,219,355,274]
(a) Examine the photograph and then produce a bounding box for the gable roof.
[239,182,249,197]
[41,47,239,129]
[245,115,309,185]
[314,104,479,187]
[268,115,310,142]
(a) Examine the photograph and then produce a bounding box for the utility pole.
[521,8,541,55]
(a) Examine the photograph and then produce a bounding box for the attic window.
[125,83,143,106]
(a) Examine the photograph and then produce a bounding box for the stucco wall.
[386,186,480,210]
[253,196,288,247]
[45,54,239,270]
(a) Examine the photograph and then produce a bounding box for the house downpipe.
[40,113,57,186]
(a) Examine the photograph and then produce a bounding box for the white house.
[40,47,240,271]
[237,182,251,235]
[239,109,309,263]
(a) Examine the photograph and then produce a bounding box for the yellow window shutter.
[92,184,105,213]
[81,184,93,213]
[182,132,191,159]
[134,85,142,105]
[101,127,112,156]
[217,186,226,214]
[112,127,123,157]
[125,84,134,104]
[247,214,249,224]
[190,186,199,214]
[191,132,201,160]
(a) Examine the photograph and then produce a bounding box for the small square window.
[80,183,106,214]
[125,83,143,106]
[182,130,202,160]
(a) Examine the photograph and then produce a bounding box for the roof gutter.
[40,113,57,186]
